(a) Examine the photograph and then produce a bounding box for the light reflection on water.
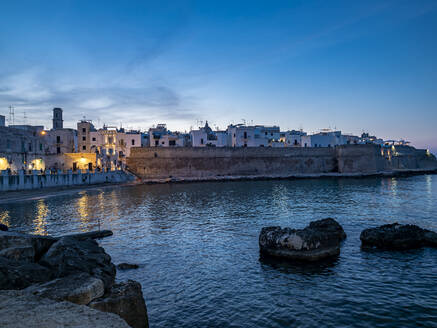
[33,199,49,235]
[0,175,437,328]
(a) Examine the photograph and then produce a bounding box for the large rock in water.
[0,231,56,262]
[259,218,346,261]
[39,236,116,291]
[0,257,55,290]
[0,290,130,328]
[360,223,437,250]
[25,273,105,305]
[89,280,149,328]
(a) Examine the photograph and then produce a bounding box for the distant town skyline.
[1,0,436,153]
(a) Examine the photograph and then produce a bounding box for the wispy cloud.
[0,68,198,129]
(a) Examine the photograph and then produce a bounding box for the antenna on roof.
[9,105,15,125]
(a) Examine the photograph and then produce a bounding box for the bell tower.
[53,107,63,129]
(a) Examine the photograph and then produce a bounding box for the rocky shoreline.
[0,229,148,328]
[139,168,437,184]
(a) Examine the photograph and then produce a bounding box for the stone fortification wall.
[128,145,437,181]
[389,146,437,170]
[335,144,388,173]
[128,147,337,180]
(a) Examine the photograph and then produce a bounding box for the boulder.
[25,273,105,305]
[39,236,116,291]
[0,231,56,261]
[117,263,139,270]
[0,223,8,231]
[0,290,130,328]
[259,218,346,261]
[360,223,437,250]
[89,280,149,328]
[0,245,35,262]
[0,257,55,290]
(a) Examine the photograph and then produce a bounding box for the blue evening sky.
[0,0,436,152]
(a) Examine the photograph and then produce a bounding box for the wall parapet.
[0,169,134,192]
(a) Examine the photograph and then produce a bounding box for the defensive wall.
[127,144,437,182]
[0,169,135,192]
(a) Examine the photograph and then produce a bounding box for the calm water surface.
[1,175,437,328]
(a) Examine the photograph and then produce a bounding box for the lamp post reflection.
[77,193,91,231]
[0,210,10,227]
[33,199,49,235]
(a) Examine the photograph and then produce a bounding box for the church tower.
[52,107,63,129]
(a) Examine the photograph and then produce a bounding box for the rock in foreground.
[259,218,346,262]
[24,273,105,305]
[0,257,55,289]
[0,231,56,261]
[39,236,116,291]
[0,290,130,328]
[360,223,437,250]
[89,280,148,328]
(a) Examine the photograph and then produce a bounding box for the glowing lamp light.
[0,157,8,170]
[40,131,47,135]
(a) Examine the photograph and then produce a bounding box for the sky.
[0,0,436,152]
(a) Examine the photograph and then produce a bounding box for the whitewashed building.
[280,130,307,147]
[159,133,187,147]
[190,122,228,147]
[226,124,280,147]
[88,126,141,169]
[301,130,343,148]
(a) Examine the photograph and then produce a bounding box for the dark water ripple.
[1,175,437,327]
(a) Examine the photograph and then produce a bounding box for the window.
[82,136,86,141]
[57,147,61,154]
[131,139,135,146]
[40,143,43,151]
[7,140,11,148]
[28,143,32,151]
[155,140,159,146]
[82,128,86,133]
[56,136,61,143]
[169,140,176,146]
[294,140,298,145]
[243,132,247,139]
[201,138,204,145]
[304,143,307,147]
[82,145,86,150]
[92,137,96,141]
